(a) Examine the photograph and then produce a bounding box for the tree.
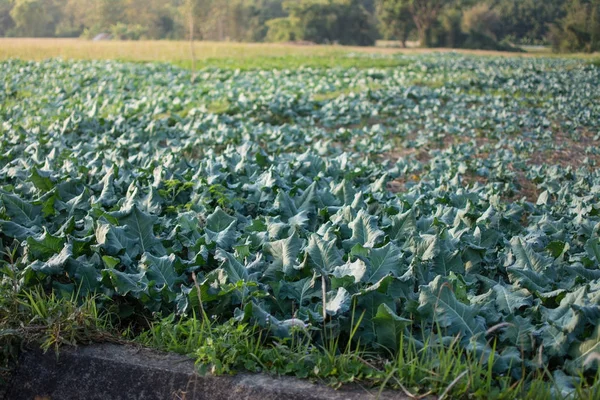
[97,0,126,29]
[266,0,376,46]
[591,0,600,51]
[10,0,54,37]
[549,0,600,52]
[461,3,500,40]
[0,0,14,36]
[408,0,449,47]
[495,0,565,45]
[121,0,175,39]
[376,0,414,47]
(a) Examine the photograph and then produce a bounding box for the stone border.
[6,344,411,400]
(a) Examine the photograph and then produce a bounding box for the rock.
[6,344,410,400]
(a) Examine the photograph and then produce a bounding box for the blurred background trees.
[0,0,598,52]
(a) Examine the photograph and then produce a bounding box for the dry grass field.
[3,38,596,65]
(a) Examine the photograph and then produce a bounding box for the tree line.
[0,0,598,52]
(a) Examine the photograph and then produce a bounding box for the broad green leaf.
[367,242,405,283]
[373,303,411,351]
[304,234,343,274]
[26,230,65,260]
[95,222,140,259]
[567,325,600,373]
[585,238,600,266]
[30,168,55,192]
[342,210,384,249]
[140,253,183,291]
[264,230,303,276]
[29,243,72,275]
[102,269,148,296]
[325,287,350,316]
[204,207,239,249]
[388,209,416,241]
[493,283,532,314]
[215,248,250,283]
[65,256,101,294]
[206,207,237,232]
[332,259,367,284]
[510,237,554,274]
[508,237,554,292]
[109,205,165,256]
[0,193,41,227]
[94,167,117,207]
[418,276,485,339]
[277,272,320,306]
[0,220,40,240]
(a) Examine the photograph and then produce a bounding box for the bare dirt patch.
[527,129,600,168]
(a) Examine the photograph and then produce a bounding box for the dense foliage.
[549,0,600,53]
[0,0,598,51]
[266,0,377,46]
[1,56,600,395]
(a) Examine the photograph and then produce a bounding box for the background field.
[1,38,598,70]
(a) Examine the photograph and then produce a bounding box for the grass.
[1,250,599,399]
[312,83,383,102]
[0,288,118,385]
[135,313,600,399]
[0,38,598,71]
[0,243,120,385]
[175,56,410,70]
[2,276,598,399]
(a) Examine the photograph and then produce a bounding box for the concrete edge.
[6,344,413,400]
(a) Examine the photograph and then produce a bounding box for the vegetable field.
[1,55,600,396]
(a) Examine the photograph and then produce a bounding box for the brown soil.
[527,129,600,168]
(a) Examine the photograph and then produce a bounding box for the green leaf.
[278,272,320,306]
[140,253,183,291]
[204,207,239,249]
[102,255,120,269]
[542,286,587,336]
[508,237,554,292]
[242,302,299,338]
[29,243,72,275]
[65,256,101,294]
[373,303,411,351]
[546,240,569,259]
[109,205,165,256]
[215,248,250,284]
[0,220,40,240]
[500,315,535,352]
[567,325,600,373]
[418,276,485,339]
[304,234,343,274]
[585,238,600,266]
[295,181,317,213]
[264,230,303,276]
[26,229,65,260]
[493,283,532,314]
[367,242,405,283]
[0,193,41,227]
[206,207,237,232]
[332,259,367,284]
[95,222,140,259]
[325,287,350,316]
[342,210,384,249]
[30,168,54,192]
[510,237,554,274]
[388,208,416,241]
[94,167,118,207]
[102,269,148,296]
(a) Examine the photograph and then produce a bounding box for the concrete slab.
[6,344,411,400]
